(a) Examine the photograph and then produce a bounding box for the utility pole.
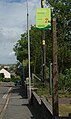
[27,0,31,101]
[52,18,59,117]
[41,0,46,85]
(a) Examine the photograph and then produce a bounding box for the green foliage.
[11,76,21,82]
[0,73,4,78]
[13,25,53,78]
[58,68,71,92]
[13,26,42,76]
[0,76,21,82]
[13,35,28,62]
[13,0,71,93]
[2,78,11,82]
[46,0,71,71]
[37,82,50,97]
[0,78,2,81]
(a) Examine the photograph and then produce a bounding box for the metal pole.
[41,0,46,85]
[26,0,31,101]
[22,60,24,85]
[49,63,52,95]
[52,18,59,116]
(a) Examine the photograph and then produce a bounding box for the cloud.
[9,51,15,55]
[0,0,25,3]
[7,0,22,3]
[0,0,40,64]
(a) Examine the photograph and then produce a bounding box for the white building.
[0,68,11,78]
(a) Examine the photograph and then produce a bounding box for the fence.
[32,73,41,88]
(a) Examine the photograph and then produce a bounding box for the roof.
[0,68,11,78]
[0,68,10,74]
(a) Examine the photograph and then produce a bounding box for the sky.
[0,0,40,64]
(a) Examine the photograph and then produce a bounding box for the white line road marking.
[0,87,12,119]
[3,94,10,111]
[7,87,12,93]
[2,87,12,99]
[2,94,8,99]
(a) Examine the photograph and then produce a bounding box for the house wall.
[0,69,11,78]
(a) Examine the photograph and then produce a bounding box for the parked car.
[15,80,21,86]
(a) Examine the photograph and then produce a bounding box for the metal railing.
[32,73,41,88]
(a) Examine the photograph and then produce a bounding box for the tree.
[13,25,52,78]
[13,34,28,62]
[46,0,71,72]
[13,26,42,78]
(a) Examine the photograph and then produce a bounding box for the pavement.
[0,85,40,119]
[0,82,71,119]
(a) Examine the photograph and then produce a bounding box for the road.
[0,82,39,119]
[0,82,13,115]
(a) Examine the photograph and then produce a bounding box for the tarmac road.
[0,83,12,115]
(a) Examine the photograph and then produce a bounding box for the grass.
[59,104,71,116]
[36,82,71,98]
[36,82,50,98]
[58,90,71,98]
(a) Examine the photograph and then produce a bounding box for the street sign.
[36,8,51,30]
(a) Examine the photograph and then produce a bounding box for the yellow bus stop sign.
[36,8,51,30]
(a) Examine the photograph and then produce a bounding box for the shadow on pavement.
[11,86,27,98]
[11,86,40,119]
